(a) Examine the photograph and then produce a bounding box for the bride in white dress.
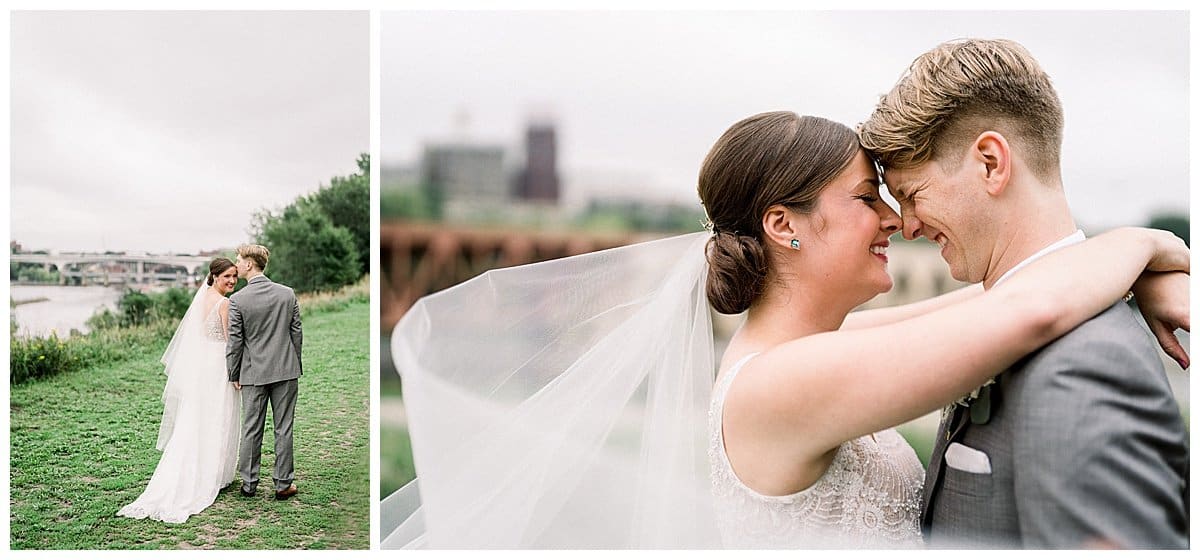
[382,113,1188,548]
[117,258,241,524]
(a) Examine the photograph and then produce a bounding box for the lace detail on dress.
[204,301,226,342]
[708,353,925,548]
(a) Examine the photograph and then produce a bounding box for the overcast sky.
[12,11,368,253]
[382,10,1188,230]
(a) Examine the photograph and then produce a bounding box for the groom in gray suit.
[227,243,303,500]
[860,39,1188,548]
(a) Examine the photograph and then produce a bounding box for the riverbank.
[10,300,370,549]
[10,284,123,339]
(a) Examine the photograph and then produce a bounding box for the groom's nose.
[901,215,923,241]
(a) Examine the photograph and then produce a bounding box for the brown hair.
[698,111,859,315]
[859,38,1064,180]
[206,257,235,286]
[236,244,270,272]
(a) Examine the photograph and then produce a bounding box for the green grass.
[10,301,369,550]
[380,422,415,497]
[896,423,936,468]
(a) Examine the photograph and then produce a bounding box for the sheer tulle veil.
[382,231,723,548]
[156,283,216,450]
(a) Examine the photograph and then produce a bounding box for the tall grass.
[298,276,369,318]
[10,321,176,385]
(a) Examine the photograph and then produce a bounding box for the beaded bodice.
[708,353,925,548]
[204,299,226,342]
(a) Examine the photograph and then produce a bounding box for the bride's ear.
[762,205,802,251]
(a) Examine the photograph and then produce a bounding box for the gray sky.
[382,10,1188,230]
[12,11,368,254]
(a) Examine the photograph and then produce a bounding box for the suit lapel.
[921,404,970,534]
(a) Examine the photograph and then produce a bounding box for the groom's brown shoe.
[274,484,298,500]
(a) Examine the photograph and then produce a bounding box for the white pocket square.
[944,442,992,474]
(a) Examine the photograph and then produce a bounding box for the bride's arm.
[731,227,1188,458]
[842,253,1190,368]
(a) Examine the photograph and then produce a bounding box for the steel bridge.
[380,221,652,329]
[10,253,214,287]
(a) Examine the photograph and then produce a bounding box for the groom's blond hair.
[237,244,270,272]
[859,38,1064,182]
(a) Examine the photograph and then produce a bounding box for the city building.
[420,142,508,220]
[516,122,559,203]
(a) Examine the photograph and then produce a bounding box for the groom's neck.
[981,183,1077,289]
[246,271,265,281]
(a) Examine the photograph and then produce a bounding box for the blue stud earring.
[790,239,800,250]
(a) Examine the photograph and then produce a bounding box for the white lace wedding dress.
[709,353,925,548]
[117,293,240,524]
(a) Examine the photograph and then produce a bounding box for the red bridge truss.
[380,221,657,330]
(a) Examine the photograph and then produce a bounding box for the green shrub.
[91,287,196,331]
[150,287,193,323]
[10,319,178,385]
[117,290,155,326]
[9,332,75,385]
[85,308,120,331]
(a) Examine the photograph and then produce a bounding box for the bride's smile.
[214,267,238,295]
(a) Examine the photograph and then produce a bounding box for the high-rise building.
[517,122,559,203]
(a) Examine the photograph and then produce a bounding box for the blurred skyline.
[382,10,1188,230]
[11,11,368,254]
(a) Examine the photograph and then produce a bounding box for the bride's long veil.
[156,283,212,450]
[382,232,721,548]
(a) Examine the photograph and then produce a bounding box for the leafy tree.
[256,203,360,293]
[247,155,366,293]
[305,153,370,275]
[381,177,447,221]
[10,262,59,283]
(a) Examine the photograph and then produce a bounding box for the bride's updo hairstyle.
[206,257,236,286]
[698,111,860,314]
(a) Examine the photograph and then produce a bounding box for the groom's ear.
[972,131,1012,197]
[761,205,801,251]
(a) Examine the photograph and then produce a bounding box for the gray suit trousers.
[239,378,298,493]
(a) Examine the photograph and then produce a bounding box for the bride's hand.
[1132,271,1190,369]
[1140,227,1190,274]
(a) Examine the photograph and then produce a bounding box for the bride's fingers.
[1150,320,1189,370]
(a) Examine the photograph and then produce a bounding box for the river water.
[10,285,123,338]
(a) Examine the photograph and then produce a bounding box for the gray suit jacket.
[226,275,303,386]
[922,303,1188,549]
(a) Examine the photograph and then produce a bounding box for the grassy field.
[380,421,415,498]
[10,301,369,550]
